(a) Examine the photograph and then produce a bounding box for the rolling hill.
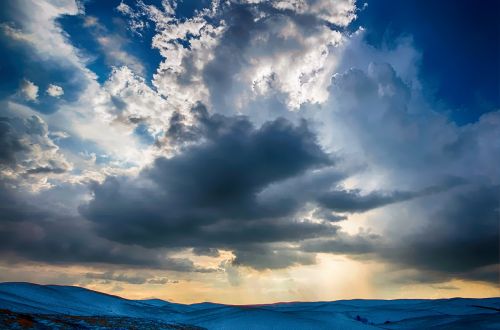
[0,282,499,329]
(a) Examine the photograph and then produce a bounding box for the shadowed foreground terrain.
[0,282,499,329]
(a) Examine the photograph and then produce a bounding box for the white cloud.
[81,15,145,75]
[258,0,358,26]
[2,0,154,182]
[96,35,145,75]
[46,84,64,97]
[0,22,35,43]
[123,0,354,122]
[0,113,72,191]
[5,0,89,71]
[20,79,39,102]
[239,17,345,109]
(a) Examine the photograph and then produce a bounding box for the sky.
[0,0,498,304]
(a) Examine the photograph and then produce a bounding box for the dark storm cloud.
[81,110,334,260]
[381,184,499,283]
[302,230,381,255]
[316,180,462,213]
[24,165,67,174]
[232,245,317,270]
[0,181,209,272]
[80,104,464,269]
[0,115,71,175]
[0,117,26,165]
[317,189,418,213]
[192,247,220,258]
[304,184,500,284]
[0,105,347,271]
[312,209,346,222]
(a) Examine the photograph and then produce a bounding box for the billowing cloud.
[0,180,213,272]
[46,84,64,97]
[80,108,335,266]
[20,79,39,101]
[0,115,71,189]
[304,184,500,284]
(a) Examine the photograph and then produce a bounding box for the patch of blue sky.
[354,0,499,125]
[57,14,109,84]
[59,0,163,84]
[175,0,212,20]
[0,33,88,114]
[55,133,112,166]
[133,123,156,145]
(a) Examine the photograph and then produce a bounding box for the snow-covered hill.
[0,282,499,329]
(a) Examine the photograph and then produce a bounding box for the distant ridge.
[0,282,499,329]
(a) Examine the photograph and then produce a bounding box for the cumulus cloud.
[115,0,354,126]
[80,109,335,267]
[46,84,64,97]
[20,79,39,101]
[79,102,461,270]
[0,115,71,189]
[299,58,500,284]
[316,180,462,213]
[0,179,214,272]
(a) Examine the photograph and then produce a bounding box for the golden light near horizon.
[1,254,497,305]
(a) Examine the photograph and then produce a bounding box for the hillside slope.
[0,282,499,329]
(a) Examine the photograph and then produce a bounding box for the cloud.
[101,66,170,137]
[297,56,500,284]
[0,117,27,165]
[85,271,149,285]
[118,0,354,128]
[302,229,381,255]
[83,15,145,75]
[316,180,462,213]
[0,115,71,189]
[20,79,39,101]
[0,177,211,272]
[430,285,459,290]
[380,184,499,284]
[79,97,472,270]
[303,184,500,284]
[85,271,177,285]
[80,108,337,268]
[261,0,357,26]
[46,84,64,97]
[192,247,220,258]
[232,244,316,270]
[0,0,92,108]
[147,277,178,285]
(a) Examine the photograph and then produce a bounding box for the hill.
[0,282,499,329]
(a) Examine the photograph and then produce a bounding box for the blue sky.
[0,0,498,303]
